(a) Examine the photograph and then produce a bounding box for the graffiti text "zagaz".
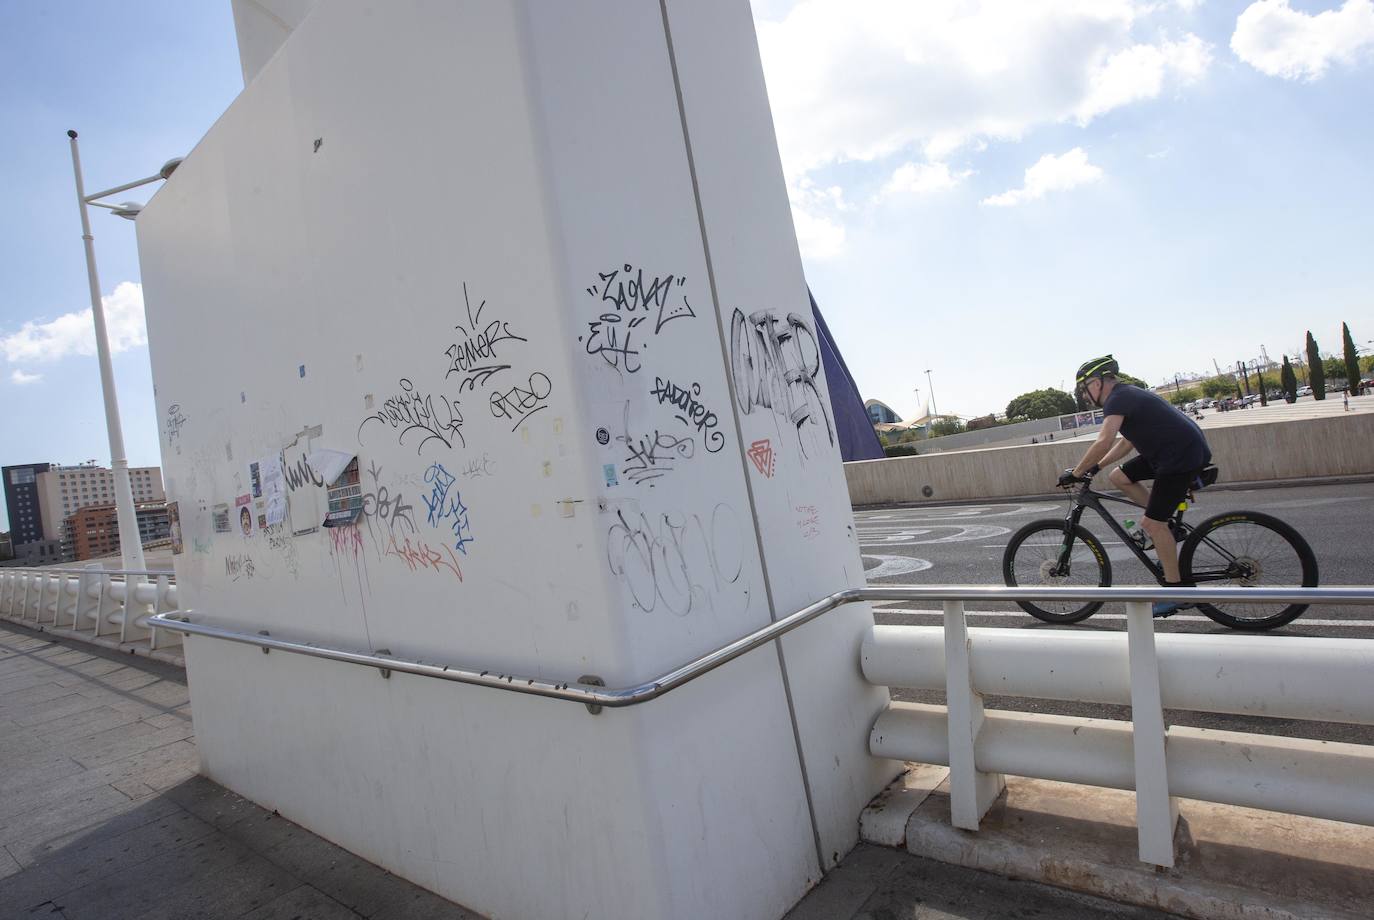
[444,282,528,392]
[728,309,834,459]
[358,378,465,454]
[579,264,695,374]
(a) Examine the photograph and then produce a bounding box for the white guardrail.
[0,565,181,651]
[863,591,1374,869]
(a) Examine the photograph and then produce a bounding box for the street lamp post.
[924,368,939,419]
[66,131,180,574]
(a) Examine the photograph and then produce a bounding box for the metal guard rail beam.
[150,585,1374,710]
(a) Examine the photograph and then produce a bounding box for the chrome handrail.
[151,585,1374,710]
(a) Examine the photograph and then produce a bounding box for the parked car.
[1297,385,1313,397]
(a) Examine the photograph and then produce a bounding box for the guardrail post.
[74,564,100,631]
[149,575,177,650]
[1125,600,1179,867]
[94,574,118,638]
[944,599,1005,829]
[60,573,79,627]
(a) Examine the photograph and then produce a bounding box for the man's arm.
[1070,415,1124,478]
[1098,434,1135,467]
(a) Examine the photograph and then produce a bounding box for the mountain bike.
[1001,466,1318,630]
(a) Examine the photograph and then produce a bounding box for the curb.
[0,615,186,669]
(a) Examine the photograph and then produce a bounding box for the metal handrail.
[3,567,175,579]
[150,585,1374,710]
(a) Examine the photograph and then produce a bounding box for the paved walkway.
[1,621,1173,919]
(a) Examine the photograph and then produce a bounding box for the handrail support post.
[1125,600,1180,867]
[943,599,1005,829]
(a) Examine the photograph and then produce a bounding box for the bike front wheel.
[1180,511,1318,631]
[1002,521,1112,624]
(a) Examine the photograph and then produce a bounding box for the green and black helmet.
[1075,355,1118,391]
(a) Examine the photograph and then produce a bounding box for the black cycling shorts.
[1119,456,1197,522]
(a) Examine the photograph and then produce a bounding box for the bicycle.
[1001,466,1319,630]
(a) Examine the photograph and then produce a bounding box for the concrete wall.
[846,413,1374,506]
[138,3,895,919]
[915,414,1103,454]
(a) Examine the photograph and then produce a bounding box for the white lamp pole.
[66,130,179,574]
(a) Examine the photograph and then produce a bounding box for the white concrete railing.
[863,596,1374,869]
[0,565,182,651]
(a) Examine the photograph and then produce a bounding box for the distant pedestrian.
[1344,391,1350,411]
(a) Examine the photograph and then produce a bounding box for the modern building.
[66,502,172,561]
[864,399,903,425]
[36,464,164,561]
[3,462,51,547]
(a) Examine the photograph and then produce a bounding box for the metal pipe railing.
[150,585,1374,710]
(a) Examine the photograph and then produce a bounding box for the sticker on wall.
[259,453,287,526]
[322,457,362,528]
[747,439,776,478]
[603,464,619,487]
[596,427,610,445]
[212,504,231,534]
[167,502,184,555]
[248,462,263,499]
[239,506,253,536]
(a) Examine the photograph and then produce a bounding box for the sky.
[2,0,1373,531]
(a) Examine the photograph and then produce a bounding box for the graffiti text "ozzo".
[358,378,465,454]
[606,504,748,617]
[649,377,724,453]
[489,372,551,432]
[728,309,834,459]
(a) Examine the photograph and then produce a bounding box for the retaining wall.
[846,412,1374,506]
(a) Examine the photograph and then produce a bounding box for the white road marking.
[872,607,1374,627]
[862,555,933,578]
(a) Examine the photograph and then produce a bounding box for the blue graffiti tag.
[422,462,475,555]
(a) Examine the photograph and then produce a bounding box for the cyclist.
[1058,356,1212,617]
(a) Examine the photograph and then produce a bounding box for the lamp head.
[159,157,183,180]
[111,201,143,220]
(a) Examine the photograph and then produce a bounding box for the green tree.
[1167,387,1200,406]
[884,443,920,457]
[1199,375,1239,399]
[1116,373,1148,388]
[929,417,966,437]
[1280,356,1298,403]
[1306,331,1325,399]
[1343,323,1361,396]
[1322,357,1348,387]
[1005,388,1076,420]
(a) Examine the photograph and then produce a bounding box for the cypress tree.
[1280,356,1297,403]
[1344,323,1362,396]
[1306,331,1325,400]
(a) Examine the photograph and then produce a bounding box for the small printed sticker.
[747,439,776,478]
[595,427,610,445]
[603,464,619,487]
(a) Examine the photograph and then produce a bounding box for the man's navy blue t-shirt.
[1101,384,1211,474]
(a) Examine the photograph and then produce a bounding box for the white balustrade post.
[60,573,79,627]
[94,574,117,638]
[0,573,11,615]
[1125,600,1180,867]
[149,575,173,650]
[944,599,1005,829]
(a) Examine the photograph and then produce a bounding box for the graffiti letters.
[616,402,693,487]
[444,282,528,392]
[358,378,465,454]
[728,309,834,458]
[422,463,475,555]
[747,439,775,478]
[489,372,551,432]
[461,452,496,479]
[164,404,187,445]
[605,503,748,617]
[382,533,464,582]
[359,461,417,541]
[224,553,255,581]
[649,376,725,453]
[579,264,695,374]
[795,504,820,540]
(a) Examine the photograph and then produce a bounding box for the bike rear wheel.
[1002,521,1112,624]
[1180,511,1318,631]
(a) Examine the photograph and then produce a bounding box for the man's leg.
[1142,472,1196,617]
[1108,464,1151,509]
[1141,516,1180,582]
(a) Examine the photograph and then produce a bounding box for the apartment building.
[66,502,172,561]
[36,464,164,557]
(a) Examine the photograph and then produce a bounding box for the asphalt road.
[856,479,1374,744]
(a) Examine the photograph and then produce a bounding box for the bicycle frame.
[1057,485,1186,584]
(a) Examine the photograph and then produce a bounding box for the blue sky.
[3,1,1373,531]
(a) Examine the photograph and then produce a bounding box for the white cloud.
[1231,0,1374,80]
[788,176,849,259]
[880,161,974,198]
[10,369,42,385]
[982,147,1104,206]
[755,1,1213,180]
[0,281,147,364]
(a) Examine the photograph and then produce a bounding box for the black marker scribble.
[359,378,465,454]
[489,372,552,432]
[444,282,528,392]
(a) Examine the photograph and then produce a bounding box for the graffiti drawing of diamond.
[747,439,775,478]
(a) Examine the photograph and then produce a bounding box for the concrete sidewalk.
[0,620,1181,919]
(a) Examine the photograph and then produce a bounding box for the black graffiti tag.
[728,309,834,459]
[358,378,465,454]
[444,282,528,392]
[649,377,725,453]
[489,372,552,432]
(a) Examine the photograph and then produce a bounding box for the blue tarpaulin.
[810,288,884,462]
